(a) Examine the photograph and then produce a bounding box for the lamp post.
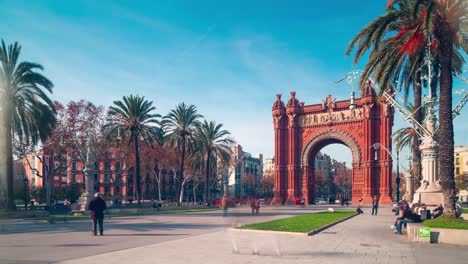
[371,143,401,202]
[23,177,28,210]
[395,150,400,203]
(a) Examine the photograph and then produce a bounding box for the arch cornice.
[301,129,362,168]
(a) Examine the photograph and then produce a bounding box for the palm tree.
[0,40,56,211]
[107,95,160,206]
[196,120,233,203]
[346,0,428,188]
[163,103,203,205]
[415,0,467,216]
[347,1,466,215]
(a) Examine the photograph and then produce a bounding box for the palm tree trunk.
[0,105,15,211]
[177,137,187,206]
[412,74,422,190]
[134,137,142,207]
[436,25,456,217]
[204,149,211,203]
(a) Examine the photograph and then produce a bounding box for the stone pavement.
[58,207,468,264]
[0,206,320,263]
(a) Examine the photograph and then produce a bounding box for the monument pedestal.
[413,191,444,206]
[78,192,91,211]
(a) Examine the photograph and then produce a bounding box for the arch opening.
[308,143,353,204]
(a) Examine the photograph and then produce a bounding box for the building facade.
[455,146,468,177]
[263,157,275,178]
[16,148,184,203]
[228,144,263,198]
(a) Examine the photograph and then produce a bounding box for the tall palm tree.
[196,120,233,203]
[346,0,428,188]
[163,103,203,205]
[107,95,160,206]
[0,40,56,211]
[347,1,466,216]
[414,0,467,216]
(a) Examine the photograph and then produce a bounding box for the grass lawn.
[462,208,468,214]
[424,215,468,230]
[241,210,356,233]
[32,208,216,222]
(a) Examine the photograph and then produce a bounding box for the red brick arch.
[272,82,394,205]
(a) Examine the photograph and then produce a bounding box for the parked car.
[316,198,327,205]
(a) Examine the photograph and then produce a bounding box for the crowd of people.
[391,200,444,234]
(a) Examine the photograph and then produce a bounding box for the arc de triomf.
[272,81,394,205]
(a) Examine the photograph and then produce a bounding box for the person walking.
[371,195,379,216]
[221,197,229,216]
[87,192,107,236]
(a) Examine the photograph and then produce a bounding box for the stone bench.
[407,222,468,245]
[406,223,427,242]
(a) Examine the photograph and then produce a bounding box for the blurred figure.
[431,203,444,219]
[87,192,107,236]
[371,195,379,216]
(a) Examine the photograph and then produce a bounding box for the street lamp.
[371,143,401,202]
[23,177,29,210]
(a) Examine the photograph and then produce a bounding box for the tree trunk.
[0,104,15,211]
[436,25,456,217]
[158,169,162,201]
[134,137,142,207]
[412,73,422,189]
[177,137,187,206]
[193,184,197,205]
[204,149,211,203]
[179,179,186,205]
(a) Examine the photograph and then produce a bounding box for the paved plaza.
[1,206,467,264]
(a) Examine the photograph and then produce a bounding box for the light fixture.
[349,91,356,110]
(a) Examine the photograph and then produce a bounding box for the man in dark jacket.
[87,192,107,236]
[371,195,379,216]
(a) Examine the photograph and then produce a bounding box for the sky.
[1,0,467,166]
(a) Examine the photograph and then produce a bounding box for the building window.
[94,162,99,170]
[105,173,110,182]
[115,162,121,171]
[94,173,99,182]
[128,174,133,183]
[116,173,122,182]
[72,173,76,183]
[72,161,77,171]
[115,185,121,195]
[104,185,110,194]
[455,158,460,165]
[456,168,460,175]
[104,162,110,170]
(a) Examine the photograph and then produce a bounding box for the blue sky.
[1,0,467,166]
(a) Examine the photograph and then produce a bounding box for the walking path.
[58,207,468,264]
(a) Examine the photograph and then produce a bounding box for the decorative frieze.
[298,108,363,127]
